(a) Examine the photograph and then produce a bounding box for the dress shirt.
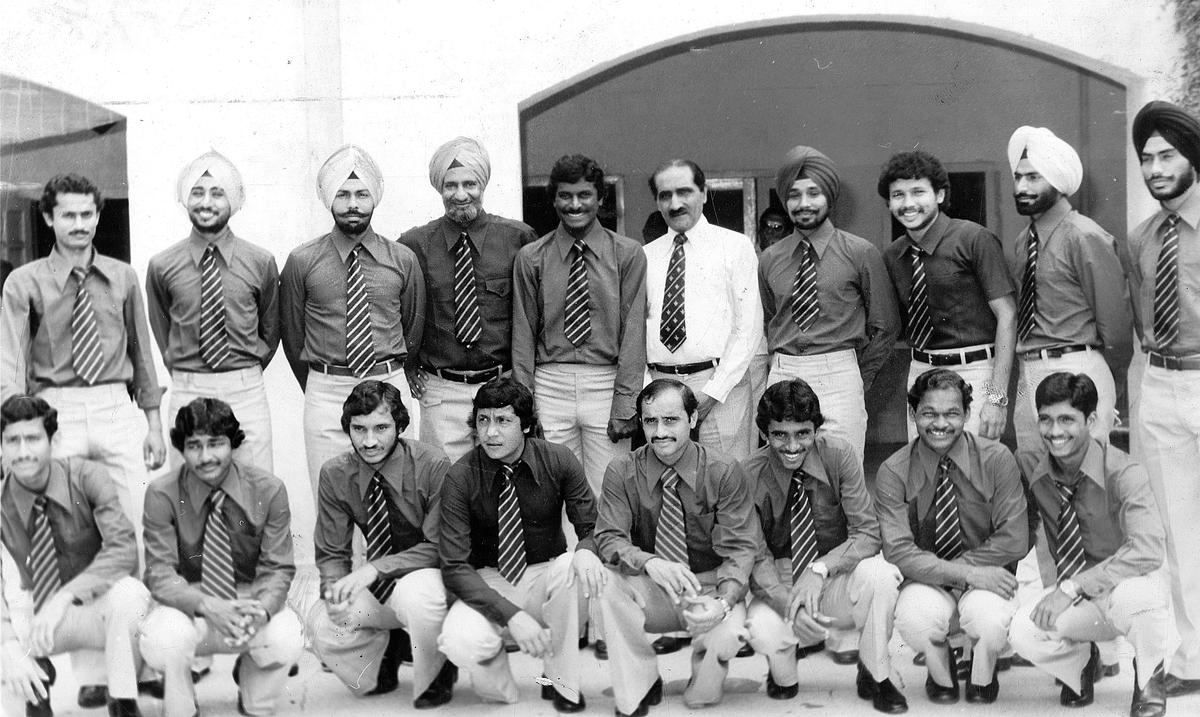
[644,217,763,403]
[315,439,448,591]
[146,227,281,372]
[399,211,536,371]
[875,434,1028,588]
[439,438,596,625]
[1,248,163,408]
[279,227,425,388]
[511,222,647,421]
[143,461,294,617]
[882,212,1015,350]
[594,442,758,595]
[759,220,899,389]
[1127,188,1200,355]
[1018,440,1163,599]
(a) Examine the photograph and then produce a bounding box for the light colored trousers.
[306,567,448,697]
[438,553,583,703]
[768,349,867,461]
[895,582,1016,687]
[906,348,995,440]
[417,372,492,463]
[168,367,273,472]
[1009,574,1168,692]
[533,363,628,497]
[1014,348,1115,454]
[649,364,754,461]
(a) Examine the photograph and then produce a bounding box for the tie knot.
[674,233,687,246]
[1028,223,1039,241]
[937,456,953,474]
[499,463,516,484]
[371,470,387,487]
[661,467,679,490]
[1166,213,1180,229]
[1055,480,1078,502]
[791,469,806,487]
[350,243,364,260]
[33,494,48,511]
[573,238,587,256]
[203,244,218,259]
[71,266,88,283]
[209,488,226,511]
[909,243,923,259]
[456,231,471,251]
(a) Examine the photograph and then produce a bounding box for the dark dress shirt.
[1,248,164,408]
[143,461,294,617]
[882,212,1015,349]
[875,434,1028,588]
[439,438,596,625]
[511,222,647,421]
[1128,189,1200,355]
[758,220,899,389]
[146,228,281,373]
[279,227,425,389]
[399,211,536,371]
[1018,440,1163,599]
[315,439,448,592]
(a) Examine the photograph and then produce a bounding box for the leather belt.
[309,357,404,377]
[911,346,994,367]
[1020,344,1092,361]
[426,364,510,384]
[1147,351,1200,371]
[647,359,719,375]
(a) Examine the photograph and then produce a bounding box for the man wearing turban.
[398,137,536,462]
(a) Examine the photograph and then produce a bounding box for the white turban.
[428,137,491,191]
[317,145,383,210]
[177,150,245,214]
[1006,126,1083,196]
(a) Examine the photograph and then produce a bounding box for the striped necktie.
[70,267,104,385]
[932,457,964,561]
[791,238,819,330]
[1054,481,1086,580]
[28,495,62,612]
[452,232,483,347]
[563,238,592,346]
[1153,214,1182,349]
[660,233,687,351]
[788,470,820,584]
[496,463,527,585]
[365,471,397,603]
[199,244,231,369]
[906,244,934,350]
[655,468,689,565]
[200,489,237,601]
[1017,223,1039,342]
[345,244,375,377]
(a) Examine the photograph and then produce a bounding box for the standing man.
[593,379,759,714]
[879,151,1017,440]
[760,146,899,459]
[147,150,281,471]
[1128,100,1200,698]
[644,158,762,462]
[399,137,536,462]
[876,369,1028,705]
[1005,127,1132,453]
[1009,372,1167,716]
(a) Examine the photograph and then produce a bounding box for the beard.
[333,209,373,236]
[1147,168,1197,202]
[446,202,481,225]
[189,211,230,235]
[1013,189,1059,216]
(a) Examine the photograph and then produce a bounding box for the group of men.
[1,97,1198,717]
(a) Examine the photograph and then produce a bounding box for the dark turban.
[1132,100,1200,171]
[775,146,840,209]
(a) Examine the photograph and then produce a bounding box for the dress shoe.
[924,645,959,704]
[26,697,53,717]
[1131,661,1167,717]
[191,667,210,683]
[996,656,1012,671]
[965,666,999,704]
[392,627,414,663]
[540,676,586,713]
[766,673,798,699]
[1008,654,1035,668]
[797,640,825,659]
[1060,642,1097,707]
[366,629,406,696]
[79,685,108,708]
[137,680,164,700]
[831,649,860,665]
[594,639,609,660]
[414,661,457,709]
[1099,662,1120,680]
[107,698,142,717]
[857,661,908,714]
[614,677,663,717]
[736,643,755,658]
[1163,671,1200,696]
[651,635,690,654]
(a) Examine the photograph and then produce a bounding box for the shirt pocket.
[687,509,718,537]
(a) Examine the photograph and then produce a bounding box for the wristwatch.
[717,596,734,618]
[1059,579,1087,605]
[986,391,1009,407]
[808,561,829,579]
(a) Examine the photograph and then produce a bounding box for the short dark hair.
[340,380,410,434]
[170,397,245,452]
[40,173,104,215]
[637,378,698,419]
[907,368,972,412]
[547,154,606,201]
[471,377,537,432]
[648,159,706,195]
[1035,372,1098,416]
[1,395,58,440]
[756,379,825,435]
[876,151,950,202]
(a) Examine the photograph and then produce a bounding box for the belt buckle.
[1164,354,1182,371]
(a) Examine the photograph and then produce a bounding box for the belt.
[426,364,510,384]
[1147,351,1200,371]
[1020,344,1091,361]
[309,357,404,377]
[911,346,994,367]
[647,359,719,375]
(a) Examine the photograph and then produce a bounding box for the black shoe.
[190,667,210,683]
[287,664,299,678]
[237,691,250,717]
[392,627,414,664]
[1008,654,1035,668]
[735,643,755,658]
[1060,642,1097,707]
[1132,661,1167,717]
[106,698,142,717]
[965,666,999,704]
[923,645,959,704]
[996,656,1012,672]
[594,639,608,660]
[797,639,826,659]
[831,649,860,665]
[414,661,457,709]
[540,676,586,713]
[857,663,908,714]
[766,673,798,700]
[615,677,664,717]
[79,685,108,708]
[1163,671,1200,696]
[1099,662,1120,680]
[137,680,164,700]
[26,697,52,717]
[366,629,406,696]
[651,635,690,654]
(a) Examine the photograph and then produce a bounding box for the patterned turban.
[775,146,840,209]
[428,136,491,191]
[1007,126,1083,196]
[177,150,245,214]
[317,145,383,210]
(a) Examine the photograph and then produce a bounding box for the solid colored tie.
[345,244,375,377]
[655,468,689,565]
[452,232,483,347]
[1153,214,1182,348]
[932,457,964,561]
[1054,481,1086,580]
[788,471,820,584]
[70,267,104,385]
[364,471,397,603]
[496,464,528,585]
[791,238,819,330]
[28,495,62,612]
[200,489,237,601]
[199,245,232,369]
[1017,223,1039,342]
[660,233,687,351]
[906,245,934,350]
[563,238,592,346]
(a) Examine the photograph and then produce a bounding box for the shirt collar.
[644,441,699,492]
[1028,439,1107,491]
[330,226,381,263]
[909,211,950,254]
[182,461,249,513]
[475,438,544,488]
[765,444,831,492]
[186,227,236,266]
[353,441,412,497]
[795,219,835,258]
[913,432,972,484]
[439,210,491,252]
[1156,187,1200,232]
[47,246,111,291]
[1032,196,1073,241]
[4,459,73,517]
[553,220,607,262]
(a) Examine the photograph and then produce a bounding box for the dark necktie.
[70,267,104,385]
[199,245,231,369]
[1017,223,1039,342]
[1153,214,1182,348]
[655,467,689,565]
[932,457,964,561]
[791,238,819,330]
[345,244,375,377]
[496,464,527,585]
[201,489,237,601]
[28,495,62,612]
[452,232,483,347]
[660,233,687,351]
[788,470,820,584]
[365,471,397,603]
[906,244,934,350]
[1054,481,1086,580]
[563,238,592,346]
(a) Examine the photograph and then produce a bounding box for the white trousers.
[906,349,995,440]
[768,349,867,461]
[533,363,628,498]
[1014,348,1115,454]
[168,366,273,472]
[895,582,1016,686]
[648,364,755,461]
[417,372,488,464]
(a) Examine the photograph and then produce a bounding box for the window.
[704,177,757,238]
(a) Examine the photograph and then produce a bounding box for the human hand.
[568,549,608,598]
[965,566,1017,599]
[785,569,825,625]
[977,403,1007,440]
[327,564,380,605]
[1,641,49,703]
[144,430,167,470]
[507,611,553,659]
[1031,588,1075,631]
[789,609,833,646]
[606,416,639,443]
[680,594,725,635]
[694,391,718,423]
[644,557,701,600]
[27,592,70,656]
[199,596,247,642]
[406,367,427,399]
